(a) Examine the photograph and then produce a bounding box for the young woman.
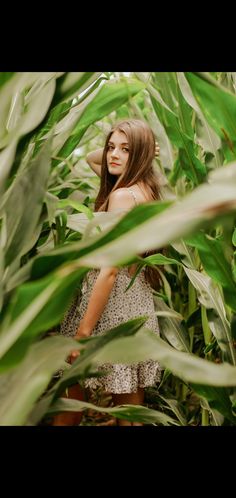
[70,119,162,426]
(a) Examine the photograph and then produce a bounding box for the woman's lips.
[110,162,120,166]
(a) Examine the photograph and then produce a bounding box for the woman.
[70,119,162,426]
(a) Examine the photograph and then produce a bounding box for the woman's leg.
[52,383,84,426]
[112,388,144,426]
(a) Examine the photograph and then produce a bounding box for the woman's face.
[106,130,129,176]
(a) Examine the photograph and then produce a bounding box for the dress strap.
[127,187,138,206]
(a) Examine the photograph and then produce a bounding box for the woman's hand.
[70,349,80,363]
[69,325,91,364]
[155,141,160,158]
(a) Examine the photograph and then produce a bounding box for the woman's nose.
[111,147,119,157]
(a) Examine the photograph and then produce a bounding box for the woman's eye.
[107,145,129,152]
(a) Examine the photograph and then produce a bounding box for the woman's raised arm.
[86,148,104,177]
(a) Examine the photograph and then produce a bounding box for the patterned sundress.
[61,188,161,393]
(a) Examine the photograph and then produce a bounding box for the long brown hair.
[95,119,162,290]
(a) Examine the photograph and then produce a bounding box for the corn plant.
[1,72,236,426]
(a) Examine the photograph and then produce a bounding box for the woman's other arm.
[76,189,134,337]
[86,148,104,177]
[70,189,135,360]
[75,267,119,338]
[70,268,118,360]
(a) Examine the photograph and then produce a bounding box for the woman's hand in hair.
[155,142,160,158]
[86,148,104,177]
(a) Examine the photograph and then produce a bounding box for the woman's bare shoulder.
[108,188,135,210]
[110,187,132,197]
[131,183,152,203]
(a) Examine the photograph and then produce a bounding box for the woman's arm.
[76,189,135,338]
[86,148,104,177]
[70,267,118,361]
[70,189,135,360]
[75,267,118,338]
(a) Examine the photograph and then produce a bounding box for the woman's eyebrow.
[108,141,129,145]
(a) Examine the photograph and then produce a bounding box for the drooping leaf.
[185,72,236,154]
[185,232,236,311]
[0,335,76,426]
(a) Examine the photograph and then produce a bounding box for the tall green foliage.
[1,72,236,426]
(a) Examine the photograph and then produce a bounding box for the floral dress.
[61,267,161,393]
[60,188,161,393]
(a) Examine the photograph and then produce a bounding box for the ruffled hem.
[84,361,162,394]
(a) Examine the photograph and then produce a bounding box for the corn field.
[1,71,236,426]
